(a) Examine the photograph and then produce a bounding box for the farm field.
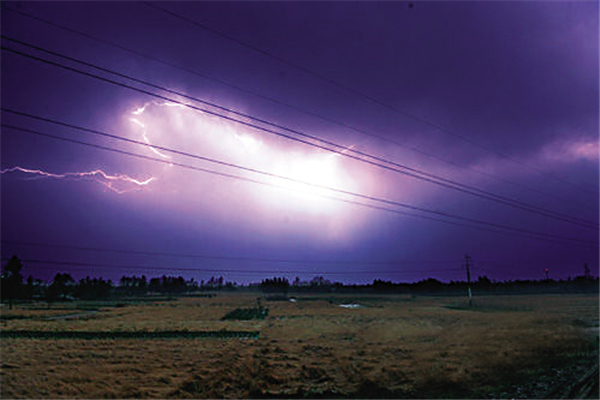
[1,293,598,398]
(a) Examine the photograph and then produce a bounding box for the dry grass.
[1,293,598,398]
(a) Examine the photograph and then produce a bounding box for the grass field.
[1,293,598,398]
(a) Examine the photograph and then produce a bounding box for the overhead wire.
[2,5,596,213]
[471,258,596,280]
[1,40,597,231]
[1,122,597,248]
[0,258,463,276]
[142,1,597,196]
[0,240,455,266]
[0,241,525,279]
[473,259,596,270]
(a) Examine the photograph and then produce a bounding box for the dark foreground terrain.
[1,293,598,398]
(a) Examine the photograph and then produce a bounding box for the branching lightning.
[1,166,155,194]
[130,102,174,159]
[129,116,172,159]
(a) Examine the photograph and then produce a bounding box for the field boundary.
[0,330,260,339]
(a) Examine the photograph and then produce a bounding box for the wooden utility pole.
[465,254,472,307]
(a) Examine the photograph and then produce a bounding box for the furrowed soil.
[1,293,598,398]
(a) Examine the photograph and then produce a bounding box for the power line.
[473,259,597,270]
[2,122,597,248]
[471,259,599,280]
[0,5,462,164]
[5,35,597,229]
[0,257,463,276]
[2,6,593,213]
[142,1,596,196]
[0,240,455,266]
[2,42,597,231]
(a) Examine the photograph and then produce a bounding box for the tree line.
[0,255,237,307]
[1,255,598,308]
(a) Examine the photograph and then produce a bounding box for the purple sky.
[1,1,598,284]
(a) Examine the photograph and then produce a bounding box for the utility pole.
[584,263,591,279]
[465,254,472,307]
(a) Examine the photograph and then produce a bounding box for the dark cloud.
[1,1,597,283]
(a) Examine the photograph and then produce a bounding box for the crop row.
[0,330,260,340]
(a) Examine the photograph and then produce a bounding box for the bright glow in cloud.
[258,151,355,213]
[128,101,361,207]
[123,101,373,240]
[1,166,155,194]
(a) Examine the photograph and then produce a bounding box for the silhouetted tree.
[24,275,34,300]
[196,276,237,292]
[119,275,148,295]
[476,275,492,292]
[412,278,444,293]
[159,275,187,293]
[74,276,113,300]
[24,275,45,300]
[47,273,75,302]
[310,276,330,287]
[373,279,396,292]
[187,278,199,292]
[260,277,290,298]
[149,277,161,293]
[1,255,24,309]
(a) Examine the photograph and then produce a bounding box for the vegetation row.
[0,330,261,340]
[2,256,598,309]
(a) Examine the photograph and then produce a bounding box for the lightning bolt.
[129,101,188,160]
[1,166,155,194]
[132,100,185,115]
[128,116,172,159]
